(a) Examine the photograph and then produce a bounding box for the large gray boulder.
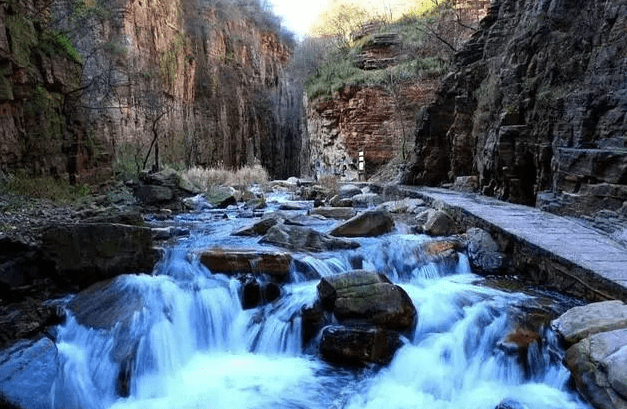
[465,228,503,274]
[41,223,159,290]
[421,209,460,236]
[260,224,360,252]
[330,209,395,237]
[552,300,627,344]
[565,329,627,409]
[317,270,416,330]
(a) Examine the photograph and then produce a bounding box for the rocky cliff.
[402,0,627,215]
[0,0,299,183]
[306,80,437,180]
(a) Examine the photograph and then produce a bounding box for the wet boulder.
[320,324,402,366]
[200,248,293,282]
[329,209,395,237]
[135,168,199,206]
[231,213,289,236]
[0,337,59,409]
[552,300,627,344]
[565,328,627,409]
[495,399,528,409]
[41,223,159,290]
[238,275,282,310]
[420,240,462,269]
[420,210,460,236]
[317,270,416,330]
[309,207,356,220]
[465,228,503,275]
[351,193,384,208]
[206,186,237,208]
[260,224,360,253]
[338,184,362,199]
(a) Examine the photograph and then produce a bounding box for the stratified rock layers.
[402,0,627,216]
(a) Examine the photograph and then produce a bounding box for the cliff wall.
[305,80,437,180]
[402,0,627,215]
[0,0,299,183]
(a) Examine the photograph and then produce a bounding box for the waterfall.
[1,199,591,409]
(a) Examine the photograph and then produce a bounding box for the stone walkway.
[399,186,627,301]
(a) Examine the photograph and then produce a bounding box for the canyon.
[0,0,301,183]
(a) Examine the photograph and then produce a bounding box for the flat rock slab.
[200,248,293,281]
[330,209,395,237]
[309,207,356,220]
[402,186,627,301]
[552,300,627,344]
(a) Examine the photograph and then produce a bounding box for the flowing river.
[1,192,592,409]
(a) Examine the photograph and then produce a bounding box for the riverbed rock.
[200,248,293,282]
[329,209,395,237]
[0,298,64,350]
[495,399,528,409]
[135,168,199,206]
[206,186,238,208]
[260,224,360,252]
[351,193,384,208]
[40,223,159,290]
[465,228,503,275]
[552,300,627,344]
[231,213,290,236]
[420,240,461,270]
[317,270,416,330]
[421,210,460,236]
[0,337,59,409]
[238,275,282,310]
[338,184,362,199]
[565,328,627,409]
[380,198,427,214]
[309,207,356,220]
[320,324,402,366]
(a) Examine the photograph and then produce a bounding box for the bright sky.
[269,0,327,39]
[269,0,416,40]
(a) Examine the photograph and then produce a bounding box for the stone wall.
[402,0,627,215]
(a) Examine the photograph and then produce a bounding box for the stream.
[1,191,592,409]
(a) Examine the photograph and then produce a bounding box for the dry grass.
[182,164,269,192]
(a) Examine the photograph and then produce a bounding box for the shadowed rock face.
[403,0,627,216]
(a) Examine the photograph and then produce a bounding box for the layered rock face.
[306,80,437,180]
[0,0,300,182]
[402,0,627,215]
[0,1,84,179]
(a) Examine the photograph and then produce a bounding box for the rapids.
[2,193,591,409]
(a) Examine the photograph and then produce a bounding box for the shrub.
[181,164,269,192]
[1,171,91,203]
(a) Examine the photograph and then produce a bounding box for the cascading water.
[1,194,592,409]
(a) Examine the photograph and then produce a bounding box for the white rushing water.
[5,195,591,409]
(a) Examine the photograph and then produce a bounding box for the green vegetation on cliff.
[303,0,483,101]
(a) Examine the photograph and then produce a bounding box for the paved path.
[399,186,627,300]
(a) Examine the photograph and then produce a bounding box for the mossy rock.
[5,14,37,67]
